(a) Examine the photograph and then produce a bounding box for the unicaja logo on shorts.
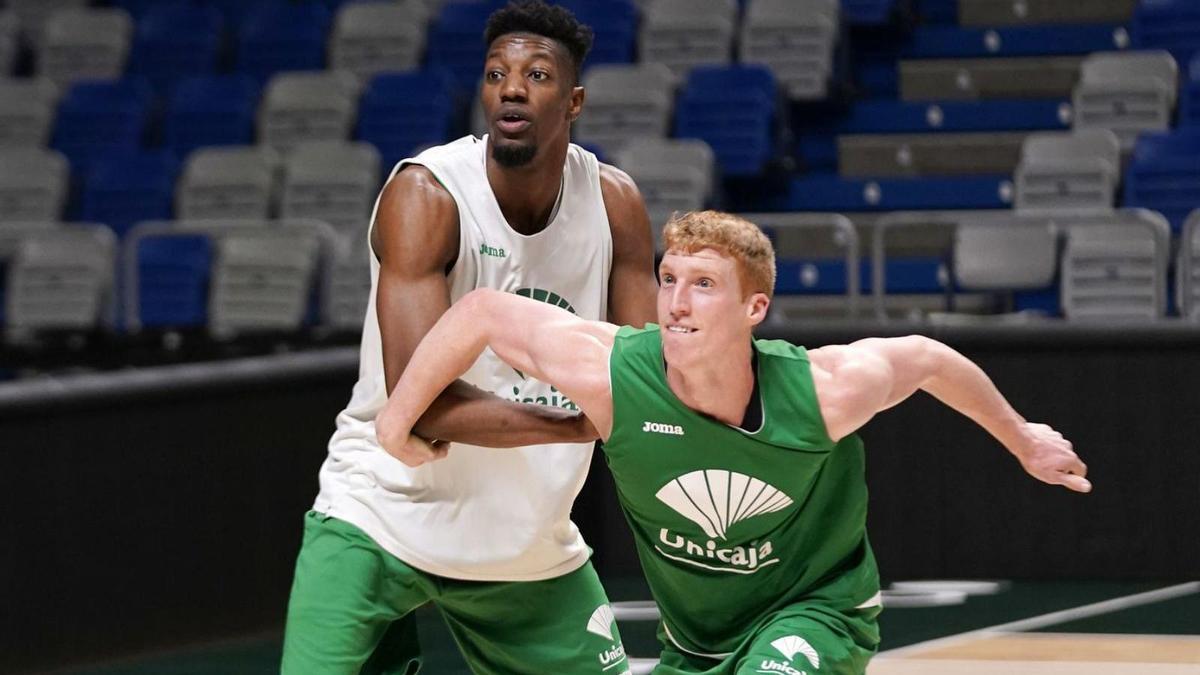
[654,470,793,574]
[585,604,628,672]
[760,635,820,674]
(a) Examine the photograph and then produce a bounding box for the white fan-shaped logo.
[655,470,794,539]
[586,604,615,641]
[771,635,820,669]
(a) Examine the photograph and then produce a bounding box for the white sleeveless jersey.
[314,135,613,581]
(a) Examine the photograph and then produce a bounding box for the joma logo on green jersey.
[643,421,684,435]
[479,243,506,258]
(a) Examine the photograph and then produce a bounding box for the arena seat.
[164,75,260,157]
[330,0,428,80]
[1015,129,1121,212]
[51,78,153,169]
[0,79,60,148]
[135,233,213,329]
[740,0,840,100]
[79,151,179,238]
[0,148,69,223]
[37,7,133,87]
[235,0,331,83]
[128,2,223,91]
[674,64,777,177]
[177,145,280,221]
[356,68,458,170]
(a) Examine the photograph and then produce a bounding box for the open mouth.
[666,326,696,334]
[496,112,531,135]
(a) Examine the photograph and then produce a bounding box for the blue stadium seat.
[675,65,777,177]
[136,234,212,329]
[915,0,957,24]
[112,0,162,20]
[129,2,224,92]
[52,78,154,170]
[357,69,458,169]
[843,0,897,26]
[1124,129,1200,232]
[839,100,1070,133]
[902,24,1126,58]
[164,75,260,157]
[559,0,637,67]
[773,173,1013,211]
[235,0,331,82]
[1183,55,1200,127]
[776,257,949,295]
[207,0,270,29]
[1133,0,1200,65]
[427,1,506,92]
[80,152,179,238]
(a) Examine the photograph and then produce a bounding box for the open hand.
[1014,422,1091,493]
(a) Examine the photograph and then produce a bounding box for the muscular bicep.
[599,163,657,327]
[373,166,460,392]
[809,337,936,441]
[477,291,617,422]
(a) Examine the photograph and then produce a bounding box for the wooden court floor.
[50,580,1199,675]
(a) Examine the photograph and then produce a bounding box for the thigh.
[282,511,433,675]
[438,561,629,675]
[733,605,880,675]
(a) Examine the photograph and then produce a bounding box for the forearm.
[412,381,594,447]
[920,340,1029,454]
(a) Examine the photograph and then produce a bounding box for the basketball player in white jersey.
[280,2,656,673]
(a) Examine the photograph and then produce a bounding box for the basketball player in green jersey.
[378,210,1091,675]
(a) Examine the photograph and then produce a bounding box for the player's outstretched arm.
[375,167,595,455]
[376,288,619,466]
[809,336,1091,493]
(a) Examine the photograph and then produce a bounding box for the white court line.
[876,581,1200,659]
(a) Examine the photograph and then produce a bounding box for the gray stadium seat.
[1015,129,1120,212]
[0,220,58,261]
[954,221,1057,290]
[957,0,1135,27]
[639,0,737,81]
[613,138,715,244]
[0,12,18,76]
[839,132,1027,178]
[330,1,428,79]
[899,56,1084,102]
[6,0,88,48]
[37,7,132,86]
[1060,210,1171,320]
[208,229,320,337]
[740,0,839,100]
[323,242,371,330]
[0,79,60,147]
[0,148,69,223]
[1179,210,1200,321]
[281,140,381,237]
[575,63,675,153]
[1072,50,1178,150]
[177,146,281,221]
[4,224,115,333]
[258,71,360,154]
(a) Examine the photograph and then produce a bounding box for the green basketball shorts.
[652,602,880,675]
[282,511,630,675]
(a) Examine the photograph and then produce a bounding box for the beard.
[492,142,537,168]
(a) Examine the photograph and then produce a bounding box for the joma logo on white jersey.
[642,421,684,435]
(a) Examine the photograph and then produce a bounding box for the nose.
[667,284,690,319]
[499,72,527,102]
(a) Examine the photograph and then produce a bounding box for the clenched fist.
[1013,422,1091,493]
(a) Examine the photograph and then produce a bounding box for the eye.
[697,278,713,288]
[485,70,503,82]
[661,273,675,285]
[530,70,549,81]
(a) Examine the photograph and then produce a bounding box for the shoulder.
[598,162,642,206]
[807,343,893,397]
[372,165,458,264]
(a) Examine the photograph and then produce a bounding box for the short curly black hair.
[484,1,594,84]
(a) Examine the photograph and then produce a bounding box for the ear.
[569,85,585,122]
[746,293,770,326]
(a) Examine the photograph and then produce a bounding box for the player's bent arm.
[375,167,593,449]
[599,164,658,327]
[376,288,618,460]
[809,335,1091,493]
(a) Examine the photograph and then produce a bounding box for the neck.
[485,137,568,235]
[665,339,755,426]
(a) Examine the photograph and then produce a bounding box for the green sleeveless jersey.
[604,325,880,656]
